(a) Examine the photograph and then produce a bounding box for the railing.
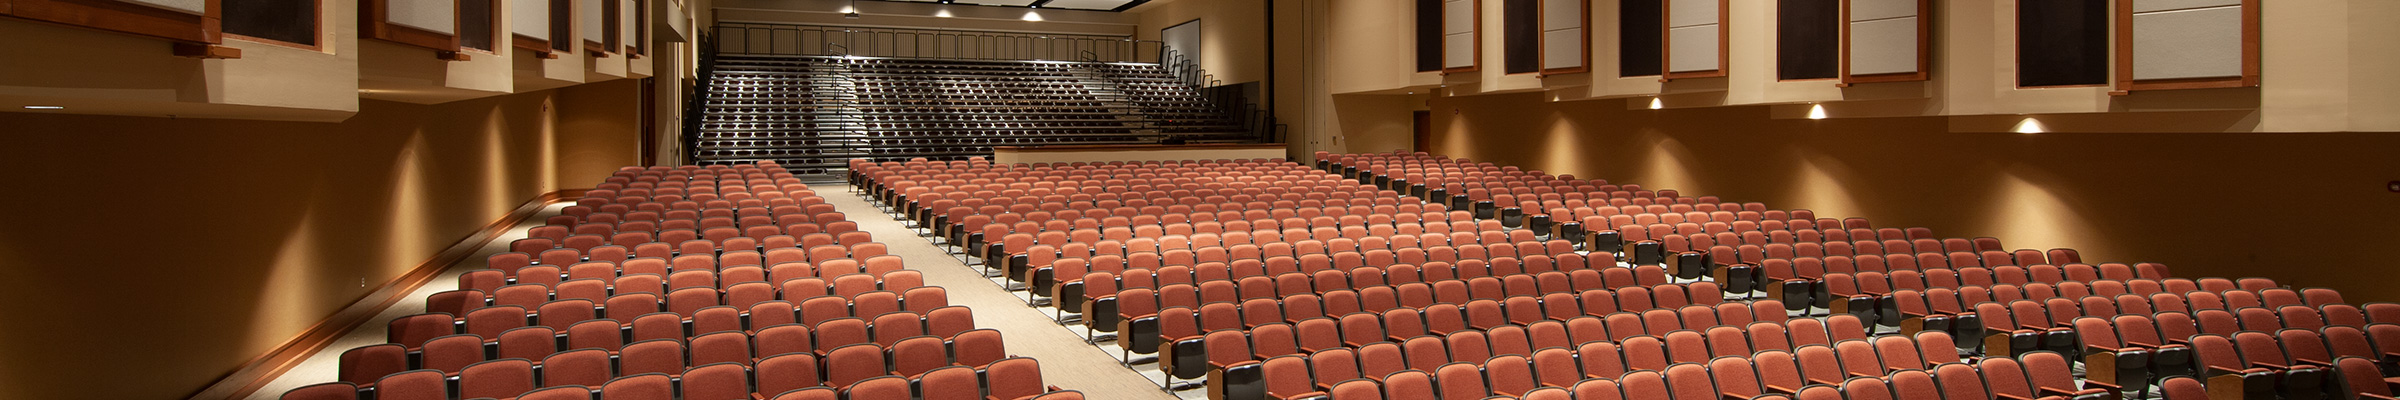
[684,32,719,165]
[714,22,1161,63]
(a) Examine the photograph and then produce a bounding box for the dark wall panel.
[1777,0,1838,80]
[2018,0,2109,87]
[1620,0,1663,76]
[1506,0,1540,74]
[223,0,317,46]
[1419,0,1444,72]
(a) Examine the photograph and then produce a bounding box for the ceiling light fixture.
[843,0,861,18]
[23,105,64,110]
[1806,104,1827,120]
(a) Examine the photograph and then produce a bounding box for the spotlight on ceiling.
[844,0,861,18]
[23,105,64,110]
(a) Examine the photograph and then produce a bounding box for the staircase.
[691,55,1258,178]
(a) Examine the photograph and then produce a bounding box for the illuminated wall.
[0,79,640,399]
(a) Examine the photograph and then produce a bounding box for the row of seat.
[290,162,1074,400]
[292,355,1054,400]
[1318,152,2400,400]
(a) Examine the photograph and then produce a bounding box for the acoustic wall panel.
[391,0,459,35]
[2131,5,2243,80]
[513,0,550,40]
[1418,0,1443,71]
[1444,0,1476,70]
[1540,0,1584,71]
[2133,0,2238,13]
[583,0,607,44]
[621,0,638,49]
[2017,0,2108,87]
[1666,0,1721,75]
[1777,0,1838,80]
[1848,0,1914,21]
[1506,0,1539,74]
[1668,26,1718,73]
[1848,17,1917,75]
[1619,0,1663,76]
[120,0,206,15]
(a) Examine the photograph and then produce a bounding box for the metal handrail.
[713,22,1163,63]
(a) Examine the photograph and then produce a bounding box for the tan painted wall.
[1422,91,2400,303]
[0,80,641,400]
[1132,0,1268,85]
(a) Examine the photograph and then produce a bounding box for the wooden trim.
[1538,0,1591,76]
[2110,0,2132,94]
[512,33,552,54]
[461,0,499,51]
[188,189,589,400]
[586,39,612,57]
[632,0,647,56]
[172,42,242,58]
[1442,0,1482,73]
[1837,0,1929,86]
[5,0,223,44]
[2113,0,2259,95]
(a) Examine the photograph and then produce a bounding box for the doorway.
[1412,110,1433,152]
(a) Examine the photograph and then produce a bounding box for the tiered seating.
[283,162,1073,400]
[846,150,2398,400]
[694,56,1255,176]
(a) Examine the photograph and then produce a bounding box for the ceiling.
[868,0,1151,12]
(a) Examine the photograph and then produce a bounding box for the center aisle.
[815,184,1180,399]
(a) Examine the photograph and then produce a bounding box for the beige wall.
[1131,0,1268,85]
[0,80,641,400]
[1418,91,2400,304]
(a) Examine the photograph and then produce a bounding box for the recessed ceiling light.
[23,105,63,110]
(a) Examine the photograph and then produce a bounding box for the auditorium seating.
[693,56,1257,177]
[845,151,2400,400]
[285,162,1073,400]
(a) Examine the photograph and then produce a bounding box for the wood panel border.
[188,189,589,400]
[2110,0,2258,95]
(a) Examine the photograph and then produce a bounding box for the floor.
[241,191,1185,399]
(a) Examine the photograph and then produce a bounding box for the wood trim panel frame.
[1538,0,1591,76]
[512,33,553,56]
[459,0,498,52]
[189,189,589,400]
[1838,0,1930,86]
[223,0,324,51]
[1660,0,1729,81]
[1442,0,1483,74]
[628,0,644,57]
[360,0,461,52]
[3,0,223,44]
[2110,0,2258,95]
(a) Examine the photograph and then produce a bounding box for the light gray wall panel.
[1849,0,1915,21]
[120,0,205,15]
[512,0,549,39]
[1544,28,1583,69]
[393,0,459,35]
[2133,0,2241,13]
[1668,0,1717,28]
[1848,17,1918,75]
[1668,25,1717,72]
[2133,6,2243,80]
